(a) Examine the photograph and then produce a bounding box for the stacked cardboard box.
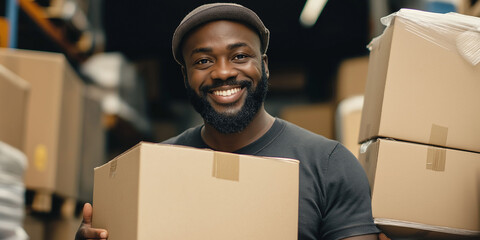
[23,213,83,240]
[0,64,30,150]
[334,56,369,104]
[0,48,85,204]
[78,86,107,203]
[93,142,299,240]
[279,102,335,140]
[358,9,480,239]
[335,95,363,158]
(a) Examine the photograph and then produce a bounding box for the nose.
[210,59,238,81]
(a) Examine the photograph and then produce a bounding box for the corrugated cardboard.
[358,17,480,152]
[93,142,299,240]
[23,214,45,240]
[268,65,306,92]
[335,96,363,158]
[335,56,369,103]
[0,48,84,198]
[45,215,83,240]
[279,102,335,139]
[359,138,480,239]
[0,64,30,150]
[78,86,106,202]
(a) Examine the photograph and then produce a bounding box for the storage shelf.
[19,0,87,62]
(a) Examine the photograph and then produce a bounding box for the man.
[76,3,388,240]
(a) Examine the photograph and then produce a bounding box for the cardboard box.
[279,102,334,139]
[0,64,30,150]
[0,48,84,198]
[93,142,299,240]
[335,56,369,103]
[268,65,306,92]
[335,96,363,158]
[24,214,83,240]
[359,14,480,152]
[359,138,480,238]
[23,215,45,240]
[78,86,106,202]
[45,215,83,240]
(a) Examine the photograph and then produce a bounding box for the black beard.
[186,63,268,134]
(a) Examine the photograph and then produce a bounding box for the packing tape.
[109,159,117,178]
[429,124,448,146]
[427,124,448,171]
[34,144,47,172]
[212,152,239,181]
[426,147,446,172]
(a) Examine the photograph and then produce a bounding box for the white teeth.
[213,88,241,96]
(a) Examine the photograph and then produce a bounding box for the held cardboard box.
[0,48,84,198]
[359,138,480,239]
[359,12,480,152]
[0,64,30,150]
[93,142,299,240]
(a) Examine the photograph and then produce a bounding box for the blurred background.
[0,0,479,239]
[2,0,476,155]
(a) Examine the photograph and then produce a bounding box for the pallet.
[25,189,78,218]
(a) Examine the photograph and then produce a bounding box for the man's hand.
[378,233,391,240]
[75,203,108,240]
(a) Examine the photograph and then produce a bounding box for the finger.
[76,226,108,240]
[82,203,93,225]
[378,233,391,240]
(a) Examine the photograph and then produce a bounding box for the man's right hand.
[75,203,108,240]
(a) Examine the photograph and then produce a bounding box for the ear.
[262,54,269,79]
[181,65,188,88]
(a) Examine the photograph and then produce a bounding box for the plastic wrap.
[370,8,480,66]
[0,141,27,240]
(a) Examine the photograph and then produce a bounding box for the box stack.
[358,9,480,239]
[0,64,30,150]
[279,102,335,140]
[0,48,84,210]
[0,64,31,239]
[93,142,299,240]
[0,48,100,239]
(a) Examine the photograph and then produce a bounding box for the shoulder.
[161,125,203,147]
[276,119,360,172]
[277,119,340,155]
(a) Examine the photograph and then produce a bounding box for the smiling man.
[76,3,388,240]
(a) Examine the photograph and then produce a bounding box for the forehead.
[182,20,261,54]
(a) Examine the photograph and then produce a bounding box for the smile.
[211,87,242,97]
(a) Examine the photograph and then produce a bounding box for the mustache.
[200,79,252,94]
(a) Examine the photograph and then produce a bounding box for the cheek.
[187,72,205,90]
[243,63,263,82]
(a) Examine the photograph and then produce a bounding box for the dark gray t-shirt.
[163,118,380,240]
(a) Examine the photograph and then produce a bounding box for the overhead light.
[299,0,328,28]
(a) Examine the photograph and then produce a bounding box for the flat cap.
[172,3,270,65]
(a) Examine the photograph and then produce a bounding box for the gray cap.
[172,3,270,65]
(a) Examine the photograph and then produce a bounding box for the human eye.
[233,53,249,62]
[195,58,211,65]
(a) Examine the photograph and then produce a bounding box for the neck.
[201,107,275,152]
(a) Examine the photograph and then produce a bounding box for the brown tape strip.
[429,124,448,146]
[109,159,118,178]
[212,152,239,181]
[426,147,446,172]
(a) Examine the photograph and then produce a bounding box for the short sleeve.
[319,143,380,240]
